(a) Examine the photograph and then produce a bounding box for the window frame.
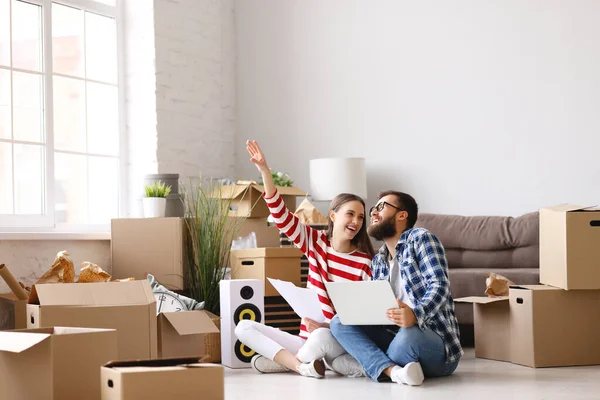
[0,0,126,233]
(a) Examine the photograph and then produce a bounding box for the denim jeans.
[330,315,460,382]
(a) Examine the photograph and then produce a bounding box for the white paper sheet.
[267,278,325,323]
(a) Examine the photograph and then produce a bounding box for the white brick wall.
[154,0,236,188]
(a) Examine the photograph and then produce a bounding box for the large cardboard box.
[101,358,224,400]
[0,293,27,329]
[539,204,600,290]
[111,217,185,290]
[227,216,281,248]
[0,327,117,400]
[27,280,158,361]
[157,311,220,359]
[216,184,307,218]
[230,247,303,296]
[456,285,600,367]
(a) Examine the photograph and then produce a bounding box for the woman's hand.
[246,140,270,173]
[302,317,329,333]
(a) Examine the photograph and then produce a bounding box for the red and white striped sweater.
[264,190,372,339]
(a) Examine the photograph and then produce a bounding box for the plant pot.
[143,197,167,218]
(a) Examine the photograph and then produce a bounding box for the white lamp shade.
[309,158,367,201]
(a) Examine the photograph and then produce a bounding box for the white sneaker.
[296,359,325,379]
[330,354,366,378]
[390,362,424,386]
[251,355,289,374]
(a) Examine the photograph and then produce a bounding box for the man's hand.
[386,300,417,328]
[302,317,328,333]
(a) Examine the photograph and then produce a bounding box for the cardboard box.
[27,280,158,361]
[101,358,224,400]
[111,217,185,290]
[215,184,307,218]
[230,247,303,296]
[454,296,510,363]
[227,216,281,248]
[0,293,27,329]
[456,285,600,367]
[539,204,600,290]
[157,311,220,359]
[0,327,117,400]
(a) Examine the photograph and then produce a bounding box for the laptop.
[324,280,399,325]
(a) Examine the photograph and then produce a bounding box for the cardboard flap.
[29,280,155,306]
[454,296,508,304]
[213,185,257,200]
[0,331,50,353]
[162,311,219,336]
[541,204,596,213]
[509,284,560,291]
[276,186,308,196]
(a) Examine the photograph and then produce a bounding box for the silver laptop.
[324,280,399,325]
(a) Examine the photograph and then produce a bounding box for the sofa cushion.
[415,212,539,269]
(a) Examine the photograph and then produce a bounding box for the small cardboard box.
[230,247,303,296]
[0,293,27,329]
[27,280,158,361]
[157,311,220,359]
[539,204,600,290]
[456,285,600,367]
[101,358,224,400]
[0,327,118,400]
[227,216,281,248]
[454,296,510,363]
[111,217,185,290]
[216,184,307,218]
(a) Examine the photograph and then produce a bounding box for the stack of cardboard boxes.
[0,279,225,399]
[226,183,307,336]
[457,204,600,368]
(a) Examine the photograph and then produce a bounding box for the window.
[0,0,122,231]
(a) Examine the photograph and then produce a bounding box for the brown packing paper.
[77,262,112,283]
[35,250,76,285]
[0,264,29,300]
[485,272,515,297]
[294,198,329,225]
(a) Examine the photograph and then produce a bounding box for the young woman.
[235,140,375,379]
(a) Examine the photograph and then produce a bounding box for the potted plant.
[181,177,265,315]
[143,180,172,218]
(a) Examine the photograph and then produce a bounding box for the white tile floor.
[223,348,600,400]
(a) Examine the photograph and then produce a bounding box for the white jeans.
[235,320,347,364]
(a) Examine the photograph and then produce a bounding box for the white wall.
[234,0,600,216]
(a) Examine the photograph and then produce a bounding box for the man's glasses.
[369,201,403,216]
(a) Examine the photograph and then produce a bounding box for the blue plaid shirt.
[372,228,463,364]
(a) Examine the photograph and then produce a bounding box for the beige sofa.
[415,211,540,329]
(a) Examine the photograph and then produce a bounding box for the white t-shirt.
[389,256,414,308]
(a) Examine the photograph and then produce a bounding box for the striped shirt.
[264,190,372,339]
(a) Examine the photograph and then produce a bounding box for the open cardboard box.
[456,284,600,367]
[0,327,117,400]
[539,204,600,290]
[215,183,307,218]
[0,293,27,329]
[157,310,220,360]
[27,280,157,360]
[101,357,224,400]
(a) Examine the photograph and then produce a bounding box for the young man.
[330,191,463,386]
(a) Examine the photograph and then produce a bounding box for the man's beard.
[367,215,397,241]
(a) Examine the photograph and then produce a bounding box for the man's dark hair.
[378,190,419,230]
